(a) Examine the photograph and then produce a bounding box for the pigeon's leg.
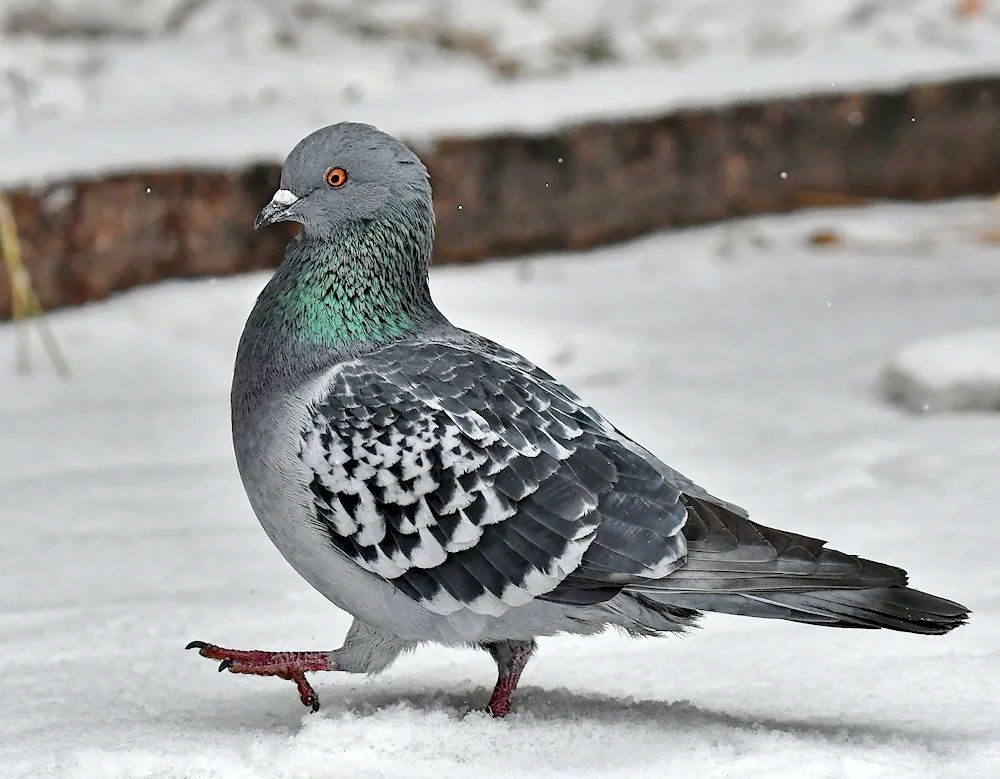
[185,641,334,711]
[481,639,537,718]
[186,619,411,712]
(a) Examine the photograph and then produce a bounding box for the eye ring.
[325,167,348,188]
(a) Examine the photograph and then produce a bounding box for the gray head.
[254,122,433,241]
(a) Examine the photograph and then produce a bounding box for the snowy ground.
[3,0,1000,184]
[882,328,1000,413]
[2,199,999,778]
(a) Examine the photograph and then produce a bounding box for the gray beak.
[254,189,300,230]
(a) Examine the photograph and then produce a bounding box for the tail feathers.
[667,496,908,592]
[629,496,969,635]
[749,587,969,635]
[652,554,904,594]
[649,586,969,635]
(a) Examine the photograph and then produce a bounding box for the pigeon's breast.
[232,372,451,639]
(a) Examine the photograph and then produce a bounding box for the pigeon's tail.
[631,497,969,635]
[651,584,968,635]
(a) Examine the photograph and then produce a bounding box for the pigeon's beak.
[254,189,300,230]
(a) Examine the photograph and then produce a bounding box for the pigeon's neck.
[261,209,441,345]
[235,209,444,400]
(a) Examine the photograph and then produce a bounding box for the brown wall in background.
[2,75,999,319]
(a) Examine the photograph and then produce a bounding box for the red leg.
[185,641,339,712]
[482,640,537,718]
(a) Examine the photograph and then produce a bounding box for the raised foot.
[185,641,336,712]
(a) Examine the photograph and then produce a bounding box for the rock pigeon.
[187,122,969,718]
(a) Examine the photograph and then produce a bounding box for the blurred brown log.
[2,74,999,319]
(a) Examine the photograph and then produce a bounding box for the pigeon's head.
[255,122,432,241]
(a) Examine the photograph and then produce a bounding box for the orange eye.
[326,167,348,188]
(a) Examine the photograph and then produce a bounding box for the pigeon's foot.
[185,641,338,712]
[482,639,537,718]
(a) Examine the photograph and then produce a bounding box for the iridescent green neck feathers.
[255,201,440,352]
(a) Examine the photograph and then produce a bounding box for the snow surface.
[2,199,999,778]
[2,0,1000,184]
[882,328,1000,413]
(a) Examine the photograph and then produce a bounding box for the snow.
[881,328,1000,413]
[2,0,1000,184]
[3,199,999,778]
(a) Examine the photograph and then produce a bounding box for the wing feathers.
[299,338,689,616]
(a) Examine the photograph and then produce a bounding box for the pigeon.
[187,122,969,718]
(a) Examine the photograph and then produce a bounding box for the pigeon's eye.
[325,168,348,188]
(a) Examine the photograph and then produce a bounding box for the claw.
[185,640,208,651]
[290,674,321,712]
[219,658,234,673]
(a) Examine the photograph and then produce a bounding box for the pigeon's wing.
[468,335,750,519]
[298,337,692,617]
